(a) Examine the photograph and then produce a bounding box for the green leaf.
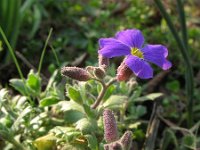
[26,70,41,95]
[83,104,96,118]
[0,123,13,140]
[50,126,81,142]
[12,106,32,129]
[182,135,195,149]
[64,110,85,124]
[40,96,60,107]
[103,84,116,101]
[161,129,178,150]
[134,93,163,102]
[75,118,97,134]
[10,79,27,95]
[15,96,27,108]
[85,134,98,150]
[67,86,82,104]
[34,134,57,150]
[0,89,8,102]
[60,101,84,112]
[103,95,128,109]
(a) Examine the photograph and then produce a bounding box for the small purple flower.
[98,29,172,79]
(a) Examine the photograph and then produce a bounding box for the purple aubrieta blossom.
[98,29,172,79]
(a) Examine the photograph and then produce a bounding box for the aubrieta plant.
[0,28,171,150]
[61,28,172,150]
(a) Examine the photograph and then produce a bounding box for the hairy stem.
[91,78,116,109]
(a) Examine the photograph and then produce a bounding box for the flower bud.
[110,142,123,150]
[86,66,95,77]
[98,54,109,69]
[104,142,123,150]
[94,67,105,79]
[103,109,119,143]
[116,61,132,81]
[61,67,91,81]
[120,131,132,150]
[104,144,110,150]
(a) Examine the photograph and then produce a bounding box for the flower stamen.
[131,47,144,58]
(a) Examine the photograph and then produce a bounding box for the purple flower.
[98,29,172,79]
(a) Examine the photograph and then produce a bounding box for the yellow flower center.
[131,47,144,58]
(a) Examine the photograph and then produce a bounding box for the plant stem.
[176,0,188,49]
[154,0,194,127]
[38,28,53,75]
[50,45,60,66]
[0,26,24,80]
[91,78,116,109]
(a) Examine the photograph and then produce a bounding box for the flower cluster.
[98,29,172,79]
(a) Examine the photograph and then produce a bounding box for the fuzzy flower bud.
[61,67,91,81]
[104,142,123,150]
[120,131,132,150]
[117,61,132,81]
[94,67,105,79]
[110,142,123,150]
[103,109,119,143]
[98,54,109,69]
[104,144,110,150]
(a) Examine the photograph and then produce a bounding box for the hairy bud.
[98,54,109,69]
[117,61,132,81]
[61,67,91,81]
[104,142,123,150]
[94,67,105,79]
[103,109,119,143]
[110,142,123,150]
[104,144,110,150]
[120,131,132,150]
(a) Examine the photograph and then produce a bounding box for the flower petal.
[115,29,144,48]
[98,38,130,58]
[125,55,153,79]
[142,44,172,70]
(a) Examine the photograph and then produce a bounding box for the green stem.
[50,45,60,66]
[154,0,194,127]
[176,0,188,49]
[38,28,53,75]
[0,26,24,80]
[91,78,116,109]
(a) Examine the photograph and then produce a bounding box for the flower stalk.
[91,78,116,109]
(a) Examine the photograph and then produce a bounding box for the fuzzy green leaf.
[134,93,163,102]
[10,79,27,95]
[103,95,128,109]
[75,118,97,134]
[26,70,41,95]
[64,110,85,124]
[67,86,82,105]
[40,96,60,107]
[85,134,98,150]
